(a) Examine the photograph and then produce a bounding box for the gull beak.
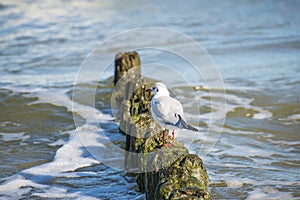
[145,88,152,92]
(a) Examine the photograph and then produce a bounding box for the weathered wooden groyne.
[113,52,211,200]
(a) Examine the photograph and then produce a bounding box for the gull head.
[150,82,170,97]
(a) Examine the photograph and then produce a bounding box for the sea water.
[0,0,299,199]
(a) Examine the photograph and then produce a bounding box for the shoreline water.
[1,0,300,199]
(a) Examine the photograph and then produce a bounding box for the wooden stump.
[113,51,211,200]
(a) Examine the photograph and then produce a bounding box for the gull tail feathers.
[178,114,199,132]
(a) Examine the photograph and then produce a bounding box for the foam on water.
[287,114,300,124]
[23,128,100,177]
[0,174,47,200]
[0,87,143,199]
[1,72,78,87]
[0,132,29,142]
[246,187,294,200]
[1,0,299,199]
[2,78,297,199]
[176,84,274,159]
[32,187,99,200]
[225,180,244,188]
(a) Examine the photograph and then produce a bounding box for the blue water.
[0,0,300,199]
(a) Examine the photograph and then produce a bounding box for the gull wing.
[151,96,184,127]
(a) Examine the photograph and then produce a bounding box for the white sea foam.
[178,86,274,159]
[48,138,67,146]
[0,88,136,199]
[23,129,100,176]
[0,126,101,199]
[224,92,273,120]
[0,174,46,200]
[286,114,300,124]
[0,132,29,142]
[1,82,294,199]
[0,121,21,128]
[246,187,294,200]
[1,72,77,86]
[32,187,99,200]
[287,114,300,120]
[226,180,244,188]
[253,110,273,119]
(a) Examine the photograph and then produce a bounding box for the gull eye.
[156,88,159,92]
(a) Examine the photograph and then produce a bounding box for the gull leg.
[162,129,166,146]
[172,130,175,144]
[162,129,170,147]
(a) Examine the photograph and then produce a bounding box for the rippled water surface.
[0,0,300,199]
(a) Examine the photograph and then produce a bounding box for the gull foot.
[161,143,176,147]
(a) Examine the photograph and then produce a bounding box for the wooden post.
[113,52,211,200]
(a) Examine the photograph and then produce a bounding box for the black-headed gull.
[147,82,198,146]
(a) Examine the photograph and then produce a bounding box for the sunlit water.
[0,0,299,199]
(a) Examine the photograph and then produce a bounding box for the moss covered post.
[113,52,211,200]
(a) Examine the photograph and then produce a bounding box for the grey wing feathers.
[151,96,199,131]
[152,96,183,126]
